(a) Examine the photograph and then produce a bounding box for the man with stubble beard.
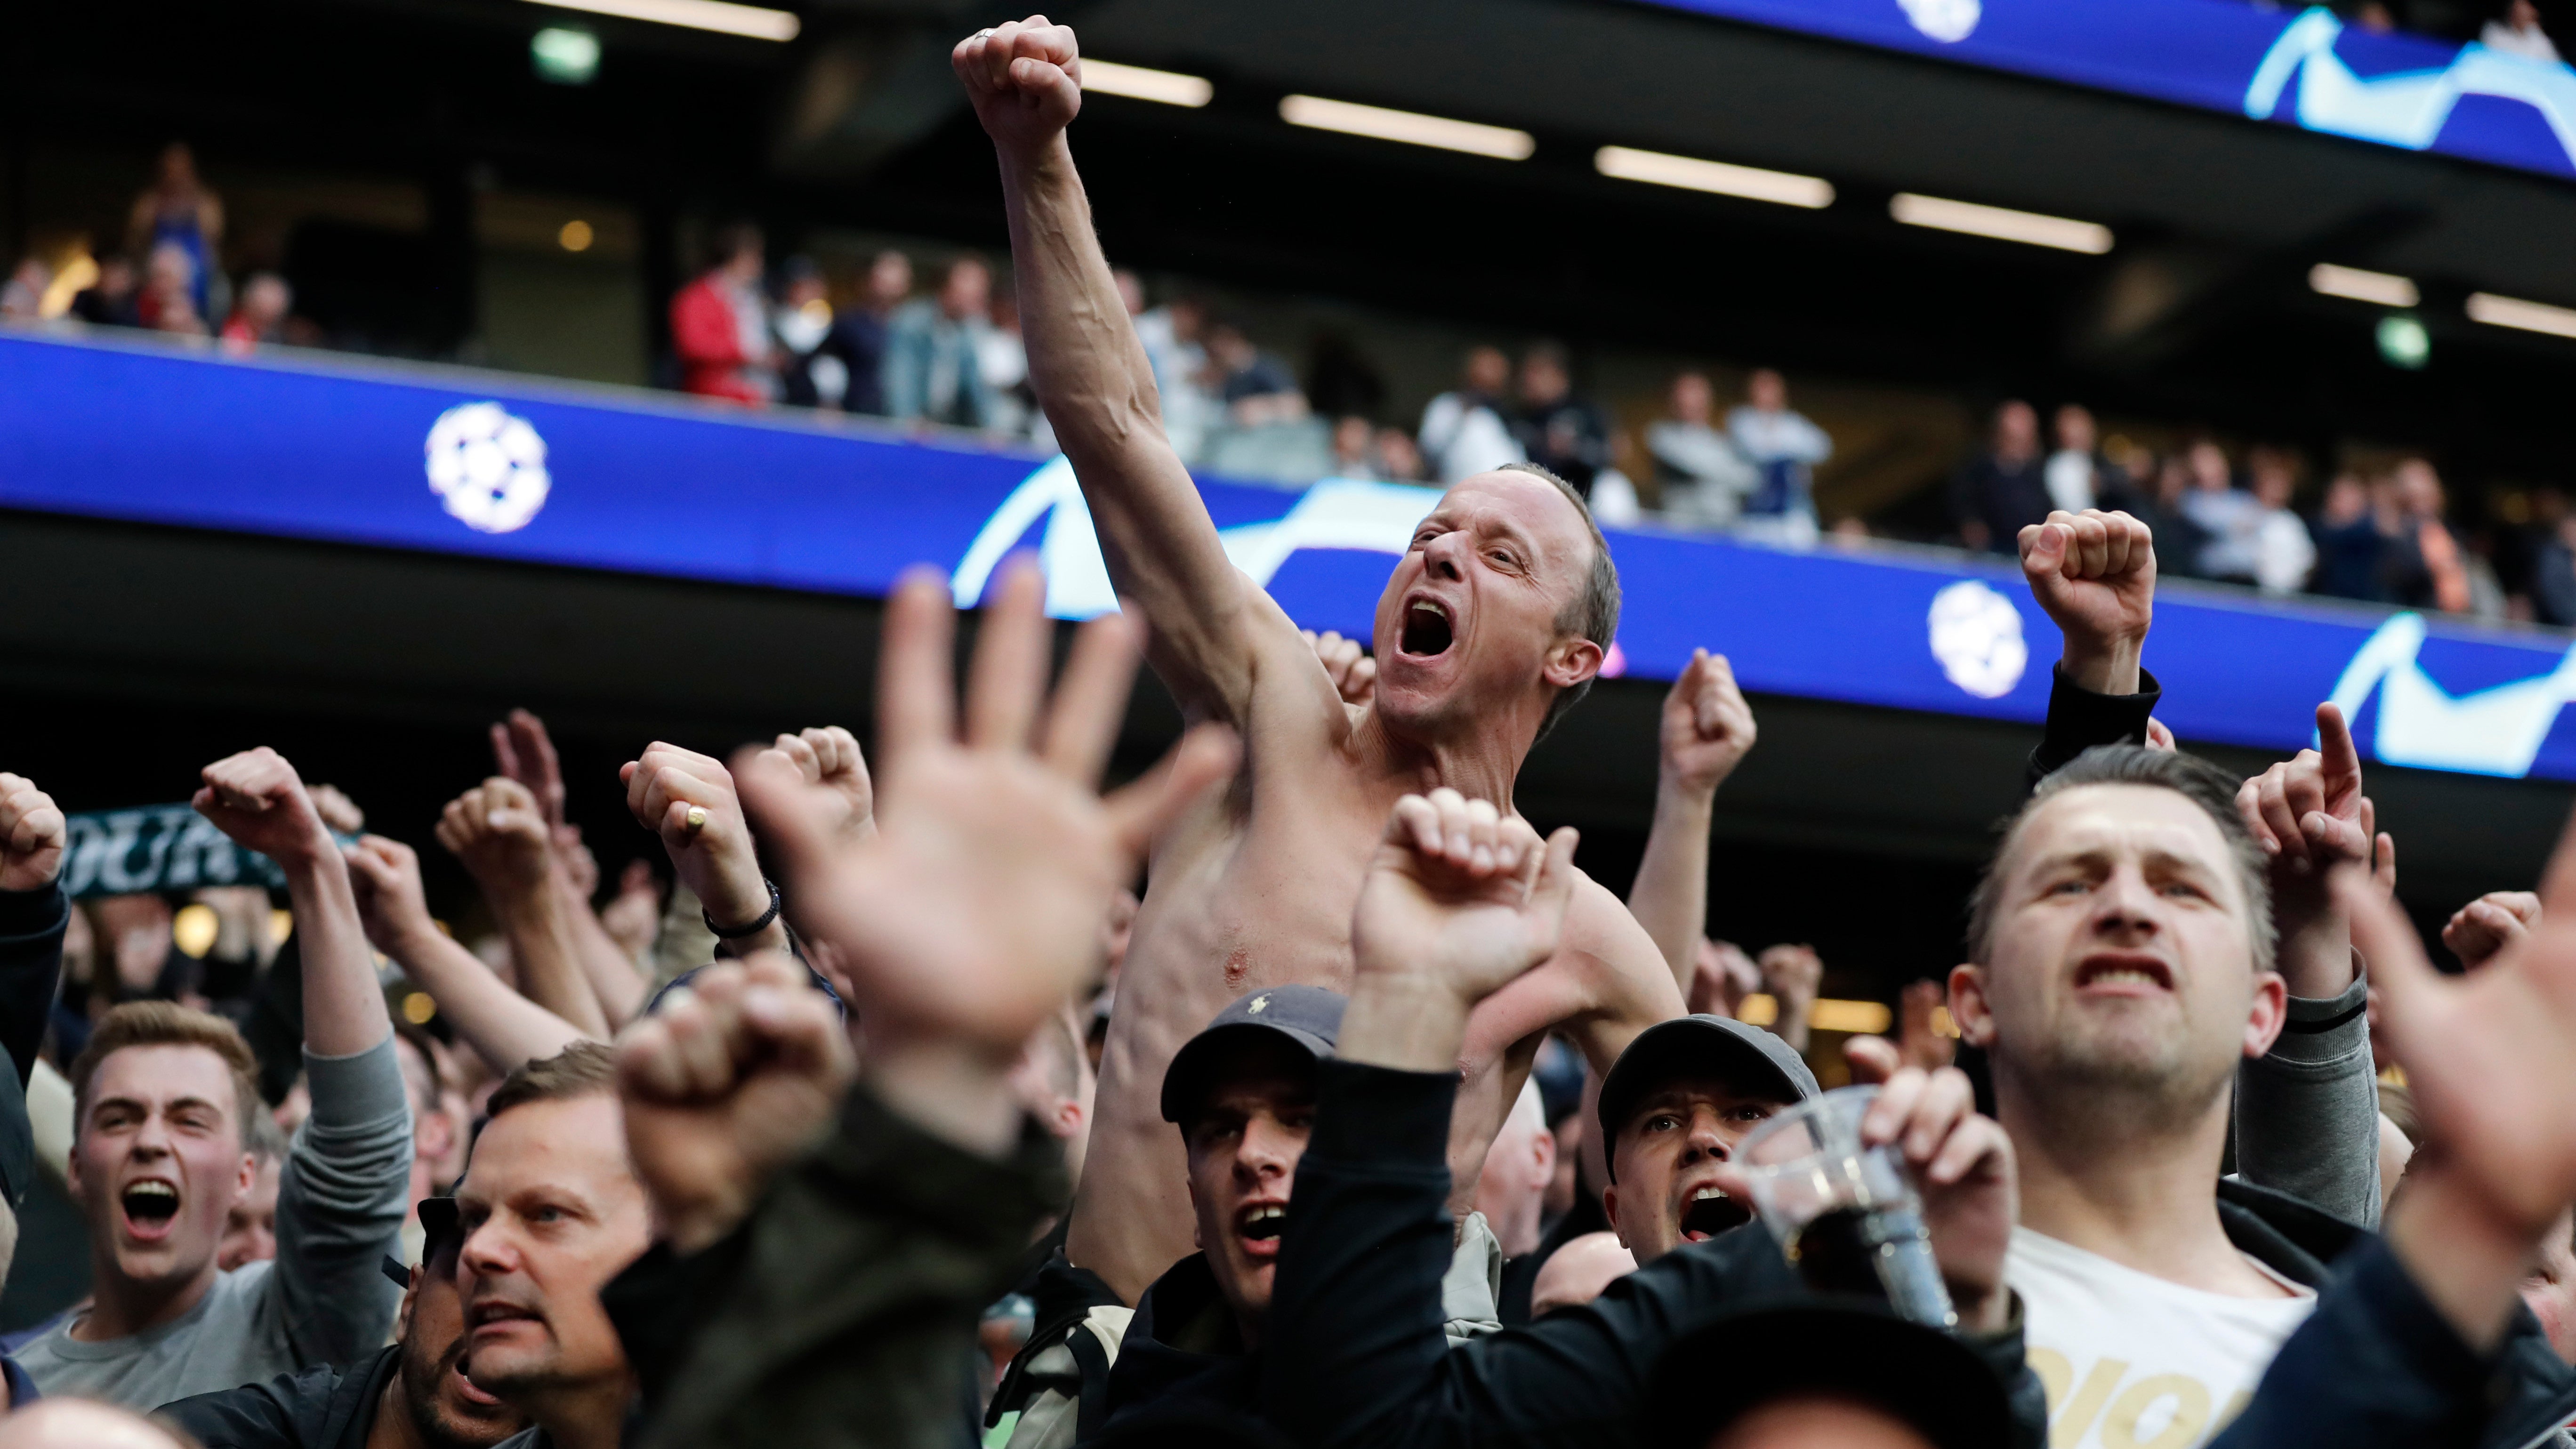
[952,15,1694,1309]
[162,1198,527,1449]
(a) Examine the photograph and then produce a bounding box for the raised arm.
[193,749,389,1058]
[956,19,1259,723]
[193,749,410,1365]
[436,777,613,1040]
[2018,509,2160,791]
[1625,650,1755,991]
[345,833,589,1072]
[0,773,69,1087]
[491,709,650,1027]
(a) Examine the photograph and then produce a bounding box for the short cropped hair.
[1495,461,1623,741]
[484,1041,618,1123]
[69,1002,263,1140]
[1965,745,2275,974]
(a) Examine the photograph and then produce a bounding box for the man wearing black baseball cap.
[1596,1015,1819,1266]
[160,1199,529,1449]
[1015,984,1504,1446]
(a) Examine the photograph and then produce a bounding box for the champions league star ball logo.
[1927,580,2027,700]
[425,402,551,534]
[1897,0,1980,43]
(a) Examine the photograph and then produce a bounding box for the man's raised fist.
[193,748,333,868]
[0,774,66,893]
[2018,508,2155,695]
[1660,648,1756,798]
[435,778,553,897]
[954,16,1083,156]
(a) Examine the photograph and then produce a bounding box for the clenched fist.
[749,726,875,842]
[955,16,1083,158]
[0,774,66,893]
[1305,630,1377,709]
[193,748,334,868]
[1659,649,1755,798]
[619,953,856,1253]
[435,778,553,900]
[2019,508,2154,695]
[621,744,771,934]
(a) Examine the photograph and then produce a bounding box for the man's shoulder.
[158,1351,367,1448]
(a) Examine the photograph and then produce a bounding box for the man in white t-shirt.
[1951,741,2315,1449]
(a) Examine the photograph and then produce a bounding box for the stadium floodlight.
[1594,145,1834,209]
[524,0,798,42]
[1737,995,1895,1034]
[1278,95,1535,160]
[2310,263,2420,308]
[531,28,600,84]
[2467,291,2576,340]
[1081,60,1213,107]
[1889,193,2114,254]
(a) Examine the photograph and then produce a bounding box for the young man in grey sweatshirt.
[17,748,411,1409]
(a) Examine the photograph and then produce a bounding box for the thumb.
[1844,1032,1901,1085]
[1527,827,1581,932]
[1104,724,1240,863]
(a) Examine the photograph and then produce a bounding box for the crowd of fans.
[7,20,2576,1449]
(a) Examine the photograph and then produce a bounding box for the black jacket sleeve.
[2208,1237,2491,1449]
[604,1084,1065,1449]
[2026,665,2163,794]
[1259,1061,2045,1449]
[0,884,68,1088]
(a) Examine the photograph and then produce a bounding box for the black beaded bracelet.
[705,878,782,939]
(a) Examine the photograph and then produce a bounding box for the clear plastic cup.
[1735,1084,1956,1328]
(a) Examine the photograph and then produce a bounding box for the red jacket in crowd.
[671,272,766,405]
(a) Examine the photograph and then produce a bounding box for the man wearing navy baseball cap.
[1596,1014,1821,1266]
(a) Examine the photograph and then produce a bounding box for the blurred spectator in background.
[2384,457,2473,612]
[829,248,911,417]
[1419,345,1524,485]
[2247,447,2317,595]
[2181,439,2265,584]
[2529,488,2576,626]
[2045,404,2113,514]
[1510,341,1612,499]
[670,223,778,405]
[1,258,48,320]
[1206,316,1306,426]
[1129,280,1215,462]
[1330,415,1378,479]
[885,256,998,430]
[1729,367,1833,546]
[1375,427,1428,483]
[1948,399,2046,553]
[218,271,291,356]
[2311,472,2391,600]
[71,254,139,327]
[981,286,1038,441]
[136,242,209,337]
[2483,0,2561,60]
[773,257,842,409]
[127,143,223,325]
[1646,370,1758,531]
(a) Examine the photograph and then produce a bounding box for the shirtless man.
[953,17,1691,1303]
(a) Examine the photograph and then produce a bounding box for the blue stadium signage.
[1646,0,2576,181]
[6,329,2576,781]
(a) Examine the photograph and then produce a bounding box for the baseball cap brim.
[1642,1297,2012,1449]
[1597,1014,1820,1172]
[1159,1021,1334,1124]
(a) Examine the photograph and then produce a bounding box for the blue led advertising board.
[7,328,2576,782]
[1643,0,2576,181]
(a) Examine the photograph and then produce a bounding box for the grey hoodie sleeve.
[2235,964,2382,1228]
[265,1035,413,1368]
